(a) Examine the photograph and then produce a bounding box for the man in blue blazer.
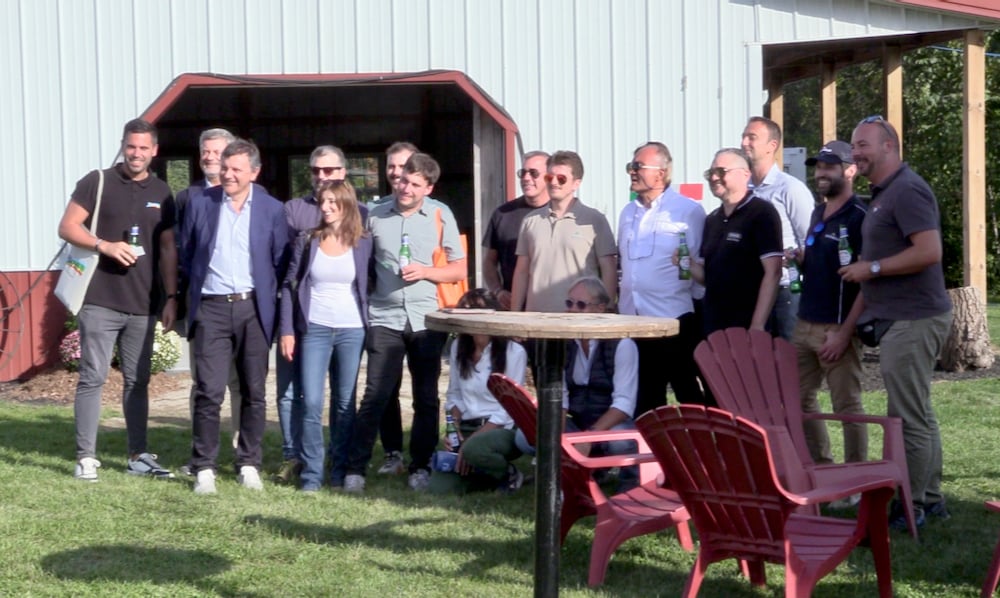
[180,138,290,495]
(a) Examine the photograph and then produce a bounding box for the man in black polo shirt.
[794,141,868,485]
[686,148,782,335]
[57,118,178,482]
[482,150,550,309]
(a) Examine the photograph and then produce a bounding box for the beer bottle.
[677,231,692,280]
[445,414,460,452]
[787,248,802,294]
[838,224,852,266]
[399,233,411,269]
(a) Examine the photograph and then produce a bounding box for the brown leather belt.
[202,290,255,303]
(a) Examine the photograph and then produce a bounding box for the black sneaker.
[925,501,951,521]
[127,453,175,479]
[889,499,925,532]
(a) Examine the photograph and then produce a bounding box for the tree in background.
[783,30,1000,298]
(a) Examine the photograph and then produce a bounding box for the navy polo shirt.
[798,196,866,324]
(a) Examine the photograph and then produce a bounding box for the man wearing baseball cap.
[794,140,868,508]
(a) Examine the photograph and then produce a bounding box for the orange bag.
[433,208,469,308]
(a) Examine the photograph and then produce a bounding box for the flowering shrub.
[59,320,183,374]
[59,330,82,372]
[150,322,182,374]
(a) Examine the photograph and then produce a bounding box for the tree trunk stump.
[939,286,994,372]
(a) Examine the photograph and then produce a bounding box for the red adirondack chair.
[636,404,896,597]
[486,373,693,587]
[693,327,918,538]
[983,501,1000,597]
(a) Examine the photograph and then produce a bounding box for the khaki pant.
[793,319,867,464]
[879,311,952,506]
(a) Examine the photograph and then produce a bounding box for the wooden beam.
[768,79,785,168]
[821,61,837,143]
[963,29,987,296]
[883,45,904,156]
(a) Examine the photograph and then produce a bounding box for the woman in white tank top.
[278,180,372,492]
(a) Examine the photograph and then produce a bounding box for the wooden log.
[940,286,994,372]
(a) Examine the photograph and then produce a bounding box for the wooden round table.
[425,310,679,596]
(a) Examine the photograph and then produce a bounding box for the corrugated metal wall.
[0,0,985,273]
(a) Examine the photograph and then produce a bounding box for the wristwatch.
[869,260,881,277]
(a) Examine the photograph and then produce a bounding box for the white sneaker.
[194,469,217,495]
[238,465,263,491]
[377,451,405,475]
[74,457,101,482]
[343,474,366,494]
[408,469,431,491]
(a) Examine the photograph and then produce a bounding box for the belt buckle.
[227,293,238,303]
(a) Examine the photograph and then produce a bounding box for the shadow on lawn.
[39,544,248,596]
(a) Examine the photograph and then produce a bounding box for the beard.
[818,175,847,198]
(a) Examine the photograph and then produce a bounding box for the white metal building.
[1,0,997,380]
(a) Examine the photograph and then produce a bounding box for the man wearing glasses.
[510,150,617,314]
[482,151,550,310]
[275,145,351,484]
[741,116,815,340]
[684,148,782,335]
[840,117,952,530]
[795,141,868,494]
[617,142,706,412]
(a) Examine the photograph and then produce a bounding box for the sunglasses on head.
[517,168,542,179]
[805,221,825,247]
[565,299,603,310]
[702,167,744,181]
[544,173,569,185]
[311,166,345,176]
[625,161,663,174]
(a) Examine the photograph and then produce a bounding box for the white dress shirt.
[444,340,527,428]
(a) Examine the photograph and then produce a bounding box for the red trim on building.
[889,0,1000,20]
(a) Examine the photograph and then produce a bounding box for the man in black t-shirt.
[57,118,177,482]
[686,148,782,334]
[482,151,550,309]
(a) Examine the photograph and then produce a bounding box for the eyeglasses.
[702,167,745,181]
[805,221,825,247]
[517,168,542,179]
[311,166,346,176]
[625,161,663,174]
[565,299,604,310]
[544,173,569,185]
[861,114,885,124]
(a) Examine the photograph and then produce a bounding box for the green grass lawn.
[2,376,1000,597]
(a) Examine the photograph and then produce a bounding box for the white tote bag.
[54,169,104,315]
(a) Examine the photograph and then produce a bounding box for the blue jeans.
[299,323,366,489]
[769,286,800,341]
[275,350,301,461]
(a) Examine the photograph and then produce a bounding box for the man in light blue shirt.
[742,117,815,340]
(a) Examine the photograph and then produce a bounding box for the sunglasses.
[565,299,604,310]
[517,168,542,179]
[702,167,745,181]
[625,161,663,174]
[311,166,346,176]
[544,173,569,185]
[805,221,825,247]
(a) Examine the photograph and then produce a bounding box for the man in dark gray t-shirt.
[840,117,952,532]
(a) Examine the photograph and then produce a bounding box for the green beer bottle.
[677,231,691,280]
[838,224,852,267]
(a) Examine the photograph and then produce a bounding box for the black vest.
[565,339,619,430]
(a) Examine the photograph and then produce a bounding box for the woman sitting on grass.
[430,289,527,494]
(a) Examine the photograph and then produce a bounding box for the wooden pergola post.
[821,61,837,143]
[963,29,987,297]
[883,44,904,155]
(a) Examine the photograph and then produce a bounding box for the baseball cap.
[805,140,854,166]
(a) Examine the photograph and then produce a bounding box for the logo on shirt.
[145,202,161,209]
[726,232,743,243]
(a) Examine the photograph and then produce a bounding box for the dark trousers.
[378,382,404,453]
[634,311,708,416]
[190,299,269,472]
[348,324,447,476]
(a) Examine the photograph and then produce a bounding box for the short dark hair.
[403,152,441,185]
[386,141,419,157]
[122,118,158,144]
[747,116,782,145]
[222,139,262,170]
[548,150,585,180]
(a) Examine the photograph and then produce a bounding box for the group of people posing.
[58,114,952,530]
